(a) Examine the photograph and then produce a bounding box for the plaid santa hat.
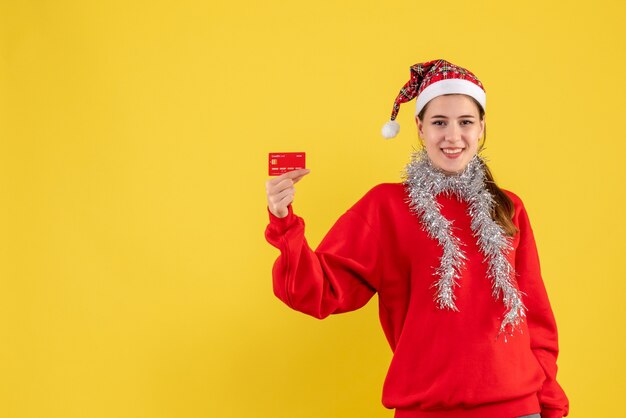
[381,59,486,139]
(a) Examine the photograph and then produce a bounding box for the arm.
[264,201,381,319]
[515,201,569,417]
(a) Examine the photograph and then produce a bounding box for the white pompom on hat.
[382,59,486,139]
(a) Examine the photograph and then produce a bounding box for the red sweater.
[265,183,569,418]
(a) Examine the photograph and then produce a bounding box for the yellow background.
[1,1,624,417]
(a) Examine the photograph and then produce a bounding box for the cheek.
[423,141,443,160]
[422,130,440,144]
[422,138,440,152]
[464,129,481,144]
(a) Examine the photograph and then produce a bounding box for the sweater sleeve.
[264,200,381,319]
[514,200,569,418]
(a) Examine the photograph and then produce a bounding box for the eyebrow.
[430,114,476,119]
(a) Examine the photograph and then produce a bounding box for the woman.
[264,59,569,418]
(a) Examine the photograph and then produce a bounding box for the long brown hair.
[416,95,518,236]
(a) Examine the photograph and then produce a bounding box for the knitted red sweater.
[265,183,569,418]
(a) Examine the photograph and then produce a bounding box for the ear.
[415,116,423,137]
[479,115,485,138]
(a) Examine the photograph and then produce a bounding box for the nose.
[444,123,462,143]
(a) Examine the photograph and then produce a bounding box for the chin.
[434,159,470,174]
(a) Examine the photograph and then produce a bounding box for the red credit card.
[268,152,306,176]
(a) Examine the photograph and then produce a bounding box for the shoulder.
[363,182,406,199]
[501,187,521,204]
[346,182,406,218]
[499,188,535,233]
[352,182,406,207]
[500,187,527,214]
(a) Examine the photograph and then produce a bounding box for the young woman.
[264,59,569,418]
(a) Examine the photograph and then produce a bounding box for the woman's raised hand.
[265,169,310,218]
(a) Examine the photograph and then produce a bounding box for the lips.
[441,148,464,158]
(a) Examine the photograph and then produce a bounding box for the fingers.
[267,169,310,186]
[265,169,310,218]
[266,178,292,196]
[271,187,294,204]
[283,168,310,179]
[275,188,295,207]
[289,169,310,184]
[267,187,295,218]
[265,169,310,194]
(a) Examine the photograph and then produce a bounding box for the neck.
[403,149,485,199]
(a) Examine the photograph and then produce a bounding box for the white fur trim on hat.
[414,78,486,117]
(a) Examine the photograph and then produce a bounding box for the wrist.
[267,204,295,226]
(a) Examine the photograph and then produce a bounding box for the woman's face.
[415,94,485,174]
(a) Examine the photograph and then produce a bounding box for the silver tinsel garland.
[402,149,526,340]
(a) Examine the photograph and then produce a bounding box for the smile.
[441,148,464,158]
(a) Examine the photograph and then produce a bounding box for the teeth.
[442,148,463,154]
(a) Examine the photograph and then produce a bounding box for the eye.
[461,120,474,125]
[432,120,445,126]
